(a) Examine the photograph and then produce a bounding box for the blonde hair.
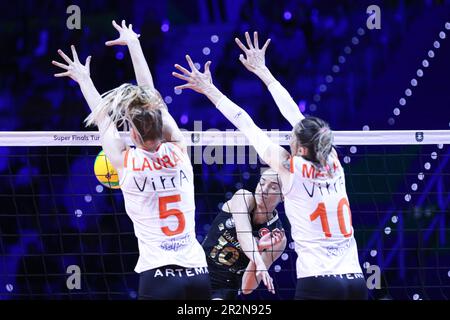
[294,116,334,176]
[85,84,166,144]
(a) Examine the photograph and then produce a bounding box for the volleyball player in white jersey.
[172,31,367,300]
[52,27,210,299]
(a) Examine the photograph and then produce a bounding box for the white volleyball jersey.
[118,143,207,273]
[283,152,362,278]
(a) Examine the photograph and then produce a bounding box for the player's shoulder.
[222,189,254,213]
[233,189,253,197]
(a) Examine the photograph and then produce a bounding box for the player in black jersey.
[202,169,287,300]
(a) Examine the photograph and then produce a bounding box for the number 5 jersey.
[119,143,207,273]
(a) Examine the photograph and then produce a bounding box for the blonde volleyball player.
[172,31,367,300]
[52,44,210,299]
[202,169,286,299]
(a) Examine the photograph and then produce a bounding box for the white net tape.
[0,130,449,146]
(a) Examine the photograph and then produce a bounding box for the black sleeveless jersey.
[202,208,283,274]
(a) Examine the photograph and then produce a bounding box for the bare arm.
[241,229,286,294]
[105,20,154,89]
[223,189,274,294]
[52,46,127,170]
[106,20,186,151]
[236,31,304,128]
[172,55,293,181]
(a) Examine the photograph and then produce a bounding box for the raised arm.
[235,31,304,128]
[106,20,154,89]
[106,20,186,151]
[223,190,274,294]
[52,46,127,170]
[172,55,293,181]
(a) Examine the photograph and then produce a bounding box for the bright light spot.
[164,96,173,104]
[6,284,13,292]
[424,162,431,170]
[405,89,412,96]
[437,144,443,149]
[404,194,411,202]
[298,100,306,112]
[274,265,281,272]
[363,125,370,131]
[411,79,418,86]
[350,146,357,154]
[289,242,295,250]
[174,88,182,95]
[411,183,418,191]
[418,172,424,180]
[84,194,92,203]
[75,209,83,217]
[434,41,440,49]
[202,47,211,55]
[363,262,370,269]
[446,22,450,30]
[399,98,406,106]
[428,50,435,58]
[281,253,289,261]
[417,69,424,77]
[180,114,188,124]
[211,35,219,43]
[391,216,398,223]
[343,156,351,164]
[370,250,377,257]
[393,108,400,116]
[431,152,437,160]
[194,62,201,70]
[96,185,104,193]
[161,22,169,33]
[384,227,391,235]
[413,294,420,300]
[439,31,446,39]
[283,11,292,20]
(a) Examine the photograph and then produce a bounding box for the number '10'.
[310,197,352,238]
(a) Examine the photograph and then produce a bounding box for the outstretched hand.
[105,20,140,46]
[172,55,213,94]
[235,31,271,73]
[52,45,91,84]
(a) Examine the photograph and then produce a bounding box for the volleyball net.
[0,130,449,300]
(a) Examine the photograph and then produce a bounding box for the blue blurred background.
[0,0,449,300]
